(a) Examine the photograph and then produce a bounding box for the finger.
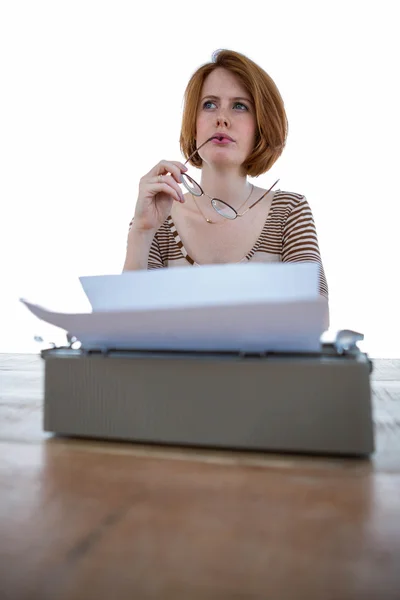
[157,162,184,185]
[142,175,183,203]
[176,161,189,172]
[163,160,188,172]
[155,175,185,202]
[148,160,187,183]
[154,182,184,203]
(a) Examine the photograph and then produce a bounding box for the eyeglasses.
[180,136,280,220]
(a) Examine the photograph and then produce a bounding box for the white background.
[0,0,399,356]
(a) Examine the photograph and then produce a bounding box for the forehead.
[201,68,249,97]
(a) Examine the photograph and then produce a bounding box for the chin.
[206,150,244,164]
[213,156,244,169]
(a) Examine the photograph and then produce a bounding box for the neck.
[199,164,251,208]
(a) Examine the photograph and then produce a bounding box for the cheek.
[243,122,257,145]
[196,113,208,133]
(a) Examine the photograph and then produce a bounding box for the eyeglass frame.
[181,136,280,220]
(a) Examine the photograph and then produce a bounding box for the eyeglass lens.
[181,174,202,196]
[210,199,237,219]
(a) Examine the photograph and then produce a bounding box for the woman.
[123,49,329,325]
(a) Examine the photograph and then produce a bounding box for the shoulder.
[273,189,307,207]
[269,189,311,221]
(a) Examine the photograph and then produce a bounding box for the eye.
[234,102,248,111]
[203,100,216,109]
[202,100,249,111]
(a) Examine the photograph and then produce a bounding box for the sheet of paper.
[20,263,325,353]
[20,297,324,352]
[79,263,320,312]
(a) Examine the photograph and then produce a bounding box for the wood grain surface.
[1,353,400,600]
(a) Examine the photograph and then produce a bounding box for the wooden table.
[1,353,400,600]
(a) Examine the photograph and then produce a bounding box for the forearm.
[123,226,156,271]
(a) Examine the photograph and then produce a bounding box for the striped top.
[129,190,328,299]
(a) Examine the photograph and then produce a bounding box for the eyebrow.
[201,95,253,104]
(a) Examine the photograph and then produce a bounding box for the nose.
[216,117,229,127]
[216,111,229,128]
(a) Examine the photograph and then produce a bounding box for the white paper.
[79,262,320,312]
[20,263,325,353]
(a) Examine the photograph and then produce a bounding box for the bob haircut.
[180,49,288,178]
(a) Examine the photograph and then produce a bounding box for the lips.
[212,133,234,142]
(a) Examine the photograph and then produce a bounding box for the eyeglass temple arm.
[238,179,280,216]
[184,136,216,165]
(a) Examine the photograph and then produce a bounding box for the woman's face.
[195,67,257,170]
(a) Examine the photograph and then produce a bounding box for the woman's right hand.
[132,160,187,232]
